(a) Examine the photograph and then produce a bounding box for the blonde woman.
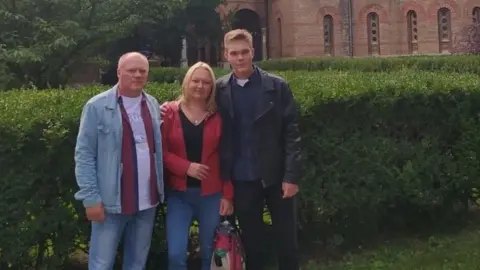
[161,61,234,270]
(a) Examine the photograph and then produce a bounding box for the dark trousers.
[232,180,299,270]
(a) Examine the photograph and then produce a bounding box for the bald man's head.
[118,52,149,69]
[116,52,149,97]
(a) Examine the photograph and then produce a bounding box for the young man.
[216,29,302,270]
[161,29,302,269]
[74,52,164,270]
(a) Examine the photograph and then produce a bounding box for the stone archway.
[231,8,263,61]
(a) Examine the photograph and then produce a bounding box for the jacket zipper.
[257,102,273,188]
[261,179,266,188]
[254,101,273,122]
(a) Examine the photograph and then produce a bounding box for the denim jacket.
[74,85,164,214]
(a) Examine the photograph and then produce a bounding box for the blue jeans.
[88,207,156,270]
[166,188,221,270]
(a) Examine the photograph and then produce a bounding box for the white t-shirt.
[121,95,153,211]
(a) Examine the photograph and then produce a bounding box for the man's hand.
[282,182,298,199]
[219,198,234,216]
[86,203,105,222]
[160,102,169,117]
[186,163,210,180]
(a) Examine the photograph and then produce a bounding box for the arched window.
[367,12,380,55]
[437,8,451,53]
[323,15,334,55]
[407,10,418,54]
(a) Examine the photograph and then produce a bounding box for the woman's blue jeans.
[166,188,221,270]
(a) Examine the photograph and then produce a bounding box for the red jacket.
[161,101,234,200]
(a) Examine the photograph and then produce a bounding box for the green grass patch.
[306,225,480,269]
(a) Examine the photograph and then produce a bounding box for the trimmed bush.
[2,71,480,268]
[257,55,480,73]
[0,83,178,269]
[288,70,480,246]
[149,55,480,83]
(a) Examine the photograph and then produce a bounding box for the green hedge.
[149,55,480,83]
[2,71,480,269]
[257,55,480,73]
[0,83,178,270]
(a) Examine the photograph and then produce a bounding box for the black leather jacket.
[216,67,302,187]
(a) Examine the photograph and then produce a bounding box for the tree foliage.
[454,23,480,55]
[0,45,12,90]
[0,0,188,90]
[99,0,224,82]
[185,1,223,40]
[139,0,224,61]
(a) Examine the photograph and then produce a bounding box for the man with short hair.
[161,29,302,270]
[216,29,302,270]
[74,52,164,270]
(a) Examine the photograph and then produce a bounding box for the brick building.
[212,0,480,60]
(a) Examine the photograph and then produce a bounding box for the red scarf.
[118,95,159,215]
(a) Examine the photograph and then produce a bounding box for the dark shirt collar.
[117,90,147,104]
[231,65,259,85]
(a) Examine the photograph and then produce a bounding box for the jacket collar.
[218,66,274,92]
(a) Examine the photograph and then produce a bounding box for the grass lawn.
[303,226,480,270]
[68,220,480,269]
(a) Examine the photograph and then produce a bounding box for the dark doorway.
[231,9,263,61]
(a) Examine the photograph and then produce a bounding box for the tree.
[220,6,241,33]
[0,0,188,90]
[454,22,480,55]
[185,1,224,41]
[146,0,225,63]
[0,45,13,91]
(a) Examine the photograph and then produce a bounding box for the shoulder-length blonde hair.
[177,61,217,113]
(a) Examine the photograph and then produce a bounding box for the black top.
[179,109,204,187]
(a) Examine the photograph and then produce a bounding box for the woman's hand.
[159,102,170,117]
[219,198,233,216]
[186,163,209,180]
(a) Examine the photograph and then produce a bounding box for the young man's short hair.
[224,29,253,48]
